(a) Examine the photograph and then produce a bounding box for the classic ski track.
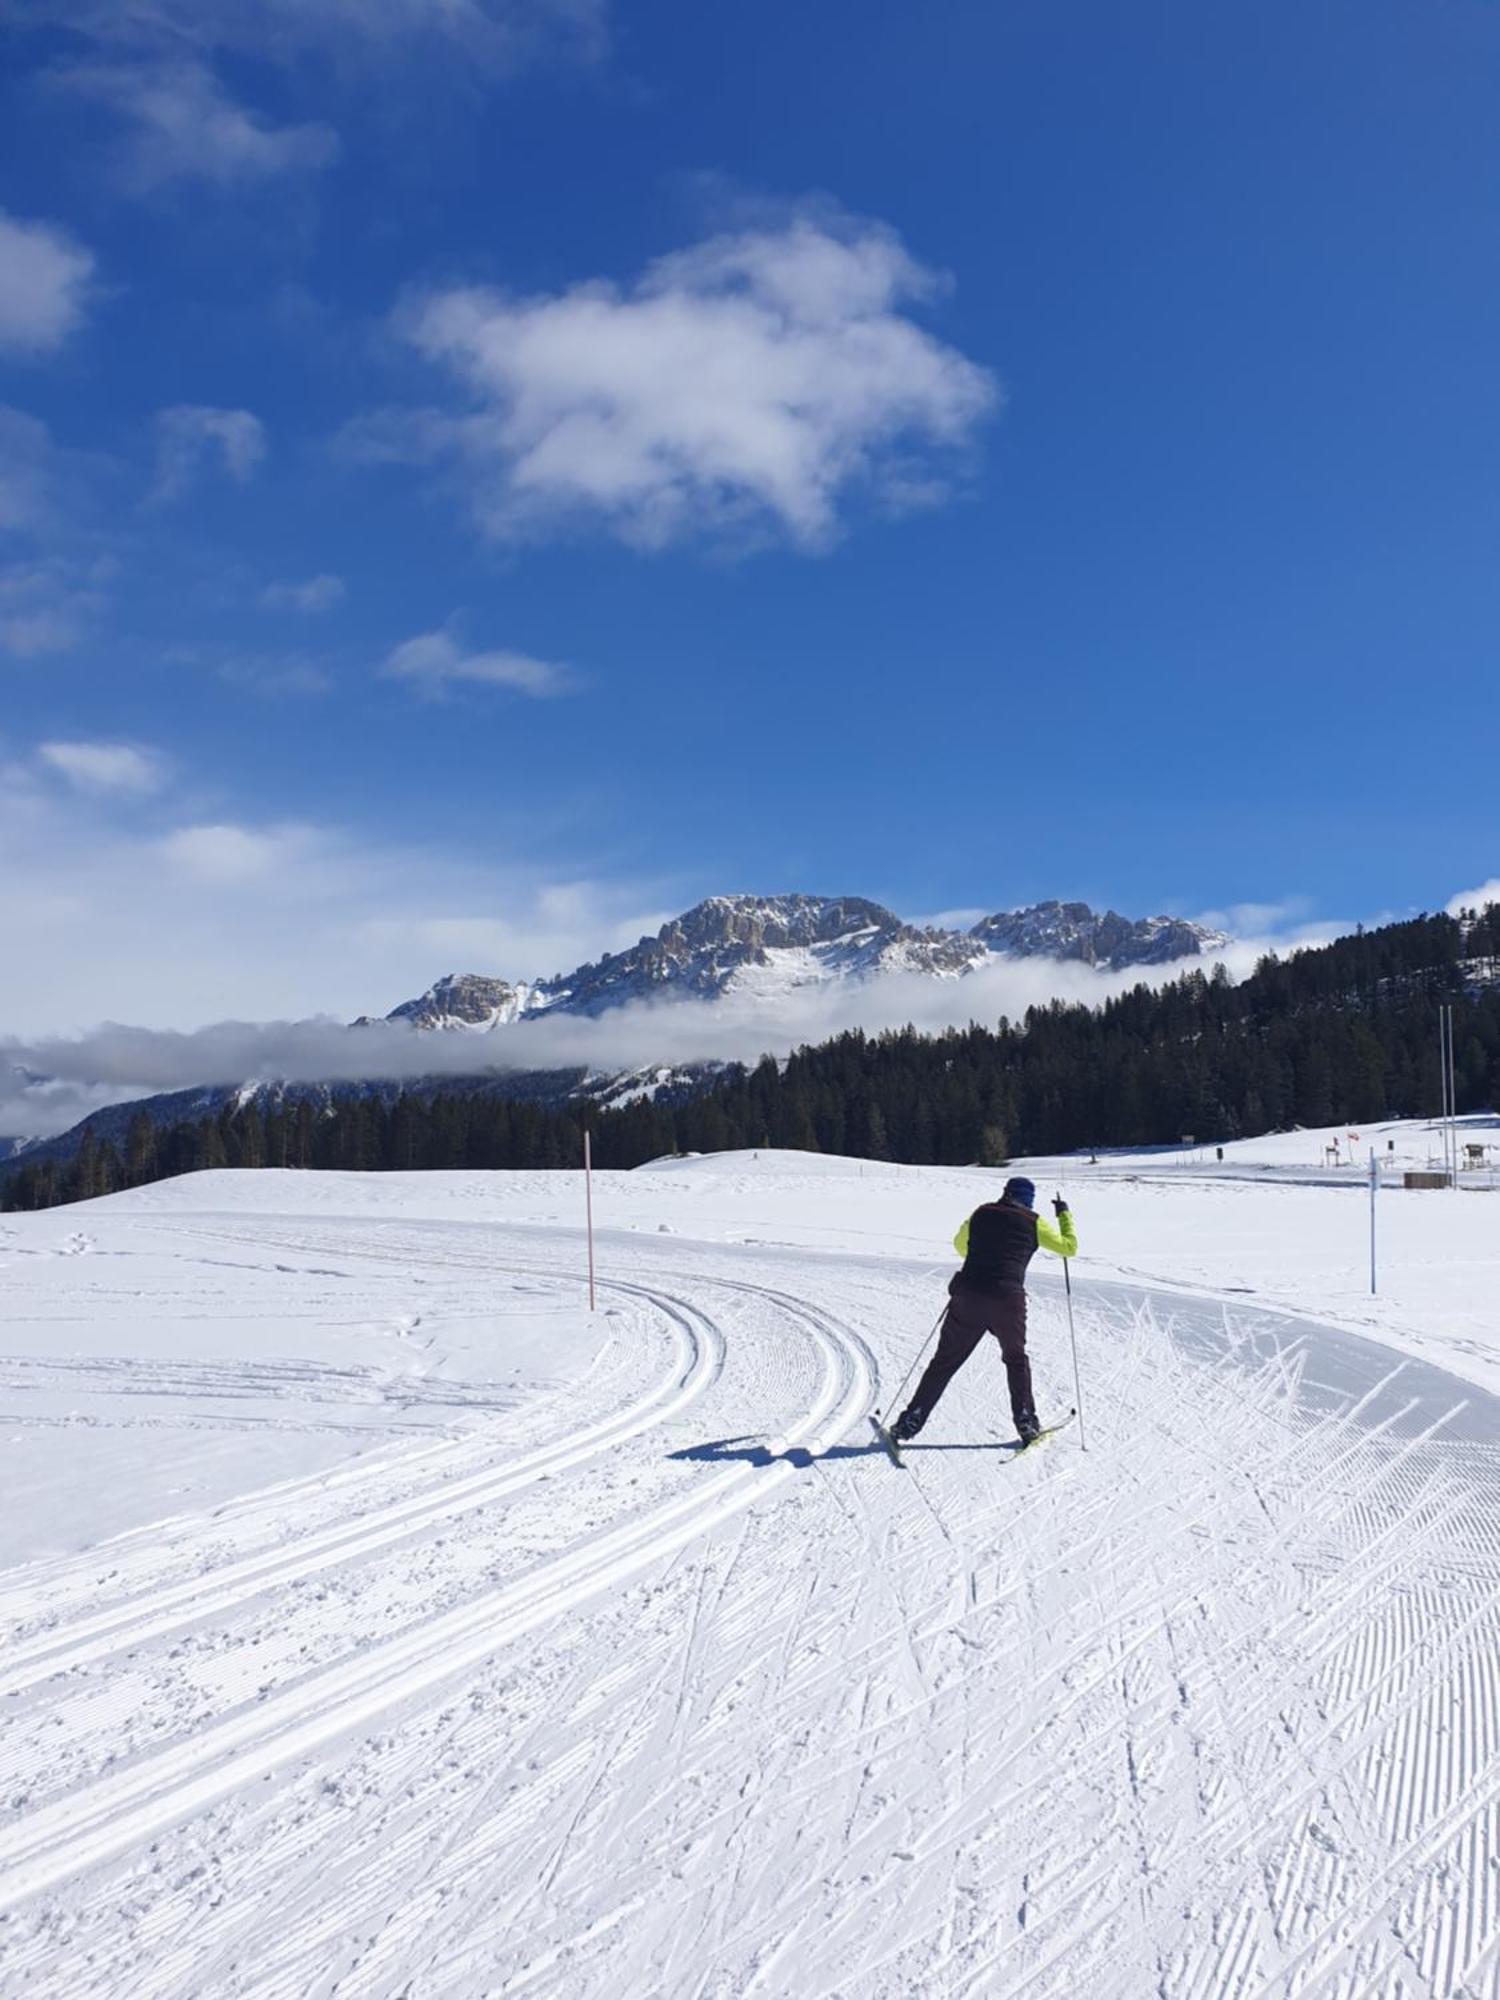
[0,1265,719,1699]
[0,1272,876,1914]
[0,1241,641,1625]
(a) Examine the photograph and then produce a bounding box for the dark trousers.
[906,1280,1035,1430]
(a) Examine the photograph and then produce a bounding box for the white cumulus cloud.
[0,210,95,355]
[38,741,165,795]
[1448,878,1500,915]
[382,626,576,697]
[153,405,266,501]
[379,210,997,551]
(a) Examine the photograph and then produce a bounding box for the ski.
[1003,1409,1077,1462]
[870,1414,905,1467]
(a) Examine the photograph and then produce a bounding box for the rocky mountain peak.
[386,973,528,1031]
[969,901,1229,969]
[370,891,1230,1032]
[663,895,906,954]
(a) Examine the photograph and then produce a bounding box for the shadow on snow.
[669,1432,1024,1468]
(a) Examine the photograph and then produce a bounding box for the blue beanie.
[1003,1177,1036,1209]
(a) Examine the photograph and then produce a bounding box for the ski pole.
[1062,1255,1087,1451]
[879,1302,947,1422]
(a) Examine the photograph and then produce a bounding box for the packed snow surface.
[1,1136,1497,1997]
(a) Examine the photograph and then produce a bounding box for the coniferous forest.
[5,909,1498,1212]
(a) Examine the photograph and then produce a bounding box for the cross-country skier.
[890,1177,1077,1447]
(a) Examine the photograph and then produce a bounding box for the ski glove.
[1052,1195,1069,1217]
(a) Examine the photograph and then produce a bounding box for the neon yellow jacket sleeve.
[953,1217,971,1259]
[1036,1210,1078,1257]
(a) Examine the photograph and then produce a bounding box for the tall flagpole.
[584,1126,596,1312]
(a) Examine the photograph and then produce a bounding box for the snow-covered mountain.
[4,894,1229,1170]
[374,894,1229,1032]
[968,900,1222,967]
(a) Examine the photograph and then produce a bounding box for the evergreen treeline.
[5,908,1498,1212]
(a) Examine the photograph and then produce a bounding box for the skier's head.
[1003,1176,1036,1210]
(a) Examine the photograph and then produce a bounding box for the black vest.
[959,1199,1040,1289]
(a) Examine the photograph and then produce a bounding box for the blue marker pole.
[1369,1147,1378,1296]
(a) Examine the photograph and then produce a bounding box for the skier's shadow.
[669,1435,879,1469]
[670,1435,1020,1469]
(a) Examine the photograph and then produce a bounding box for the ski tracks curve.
[0,1268,720,1700]
[0,1263,878,1922]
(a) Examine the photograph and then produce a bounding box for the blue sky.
[1,0,1498,1033]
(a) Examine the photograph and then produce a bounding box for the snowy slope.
[0,1156,1496,1997]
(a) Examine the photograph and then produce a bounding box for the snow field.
[0,1159,1496,1996]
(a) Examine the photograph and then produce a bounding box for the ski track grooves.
[0,1273,876,1914]
[0,1269,717,1699]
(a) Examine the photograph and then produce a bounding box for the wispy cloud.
[0,406,73,534]
[259,573,345,613]
[358,208,997,552]
[381,625,577,697]
[1188,896,1347,952]
[19,0,608,72]
[16,1,605,207]
[157,821,315,884]
[166,638,334,698]
[0,210,95,355]
[217,652,334,699]
[38,741,166,795]
[60,59,337,189]
[0,414,117,654]
[153,405,266,502]
[0,745,676,1052]
[0,555,113,659]
[0,604,77,657]
[0,581,80,658]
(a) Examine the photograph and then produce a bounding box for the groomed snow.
[0,1139,1497,1996]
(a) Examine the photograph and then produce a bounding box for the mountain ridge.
[3,892,1230,1168]
[374,893,1229,1032]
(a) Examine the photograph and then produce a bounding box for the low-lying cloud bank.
[1,939,1291,1144]
[1449,878,1500,917]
